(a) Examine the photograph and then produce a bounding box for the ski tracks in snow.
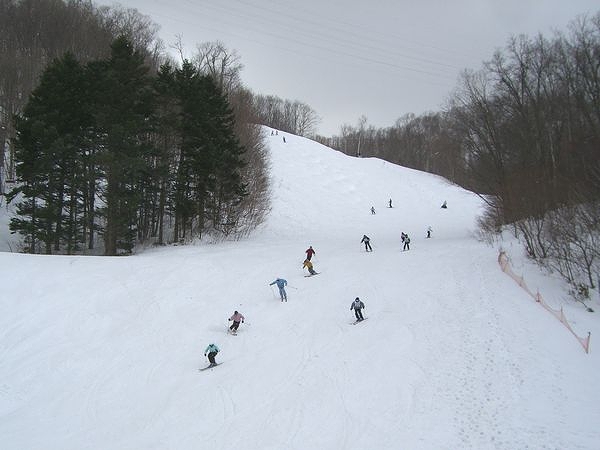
[406,248,526,449]
[448,259,523,449]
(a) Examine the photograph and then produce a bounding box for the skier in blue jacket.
[269,278,288,301]
[204,343,220,367]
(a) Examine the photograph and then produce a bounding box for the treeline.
[2,0,269,255]
[0,0,163,183]
[318,113,468,188]
[250,94,320,137]
[319,13,600,295]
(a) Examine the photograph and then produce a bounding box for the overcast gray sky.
[108,0,598,136]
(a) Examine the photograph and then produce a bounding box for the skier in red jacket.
[305,246,315,261]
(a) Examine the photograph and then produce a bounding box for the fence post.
[587,332,591,354]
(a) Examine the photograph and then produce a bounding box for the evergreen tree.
[8,53,90,253]
[199,76,247,232]
[151,63,179,244]
[169,61,247,240]
[92,36,155,255]
[171,60,211,240]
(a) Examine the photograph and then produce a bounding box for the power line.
[191,0,465,75]
[145,0,462,83]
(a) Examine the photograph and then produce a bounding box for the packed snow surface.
[1,129,599,449]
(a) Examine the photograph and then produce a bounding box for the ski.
[304,272,320,277]
[199,363,222,371]
[351,318,367,325]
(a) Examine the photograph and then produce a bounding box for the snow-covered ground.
[1,129,599,450]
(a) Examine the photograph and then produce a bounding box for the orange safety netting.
[498,251,591,353]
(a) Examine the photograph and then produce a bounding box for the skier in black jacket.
[360,235,372,252]
[350,297,365,321]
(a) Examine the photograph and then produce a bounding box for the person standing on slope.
[204,343,220,367]
[270,278,288,301]
[305,245,316,261]
[370,206,376,215]
[303,259,317,275]
[350,297,365,322]
[228,310,245,333]
[426,226,432,238]
[361,234,372,252]
[403,234,411,251]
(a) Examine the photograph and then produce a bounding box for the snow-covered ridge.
[258,129,482,242]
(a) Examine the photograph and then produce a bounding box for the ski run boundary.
[498,250,591,353]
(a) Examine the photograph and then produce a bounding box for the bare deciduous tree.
[193,40,243,96]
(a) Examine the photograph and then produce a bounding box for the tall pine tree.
[8,53,90,254]
[92,36,155,255]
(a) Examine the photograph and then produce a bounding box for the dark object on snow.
[441,200,447,208]
[350,297,365,321]
[361,235,372,252]
[403,235,410,251]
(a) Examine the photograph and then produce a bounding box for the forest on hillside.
[0,0,319,255]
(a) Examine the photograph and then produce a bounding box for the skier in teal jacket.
[204,343,220,366]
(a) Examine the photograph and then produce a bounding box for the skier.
[204,343,220,367]
[361,235,372,252]
[426,226,432,238]
[305,245,316,261]
[269,278,288,301]
[350,297,365,322]
[441,200,447,209]
[228,310,245,333]
[403,234,411,251]
[303,259,317,275]
[370,206,376,215]
[389,198,393,208]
